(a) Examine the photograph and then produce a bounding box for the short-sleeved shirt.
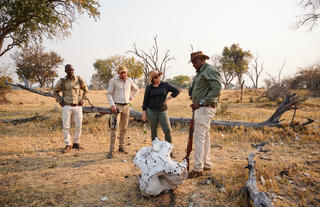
[53,76,88,104]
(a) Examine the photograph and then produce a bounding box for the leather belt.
[65,103,78,106]
[115,103,129,105]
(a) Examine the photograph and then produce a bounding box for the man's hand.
[111,105,117,114]
[78,100,84,106]
[59,100,65,107]
[141,111,147,122]
[190,103,201,111]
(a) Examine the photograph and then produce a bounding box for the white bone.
[134,138,187,196]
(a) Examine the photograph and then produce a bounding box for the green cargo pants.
[146,108,172,143]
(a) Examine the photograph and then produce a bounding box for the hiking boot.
[106,152,114,159]
[118,147,128,154]
[187,170,203,179]
[203,167,211,171]
[72,143,84,150]
[62,145,72,154]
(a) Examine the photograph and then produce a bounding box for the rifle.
[184,111,194,172]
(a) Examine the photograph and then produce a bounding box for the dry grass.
[0,89,319,207]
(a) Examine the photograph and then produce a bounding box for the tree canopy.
[167,75,191,89]
[211,54,236,89]
[0,0,100,57]
[221,44,252,87]
[91,55,144,88]
[12,45,64,87]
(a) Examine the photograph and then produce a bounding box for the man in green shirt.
[188,51,222,178]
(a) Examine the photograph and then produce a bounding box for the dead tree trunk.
[0,114,50,125]
[5,82,311,128]
[245,141,273,207]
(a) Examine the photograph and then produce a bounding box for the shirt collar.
[116,76,127,82]
[65,75,76,80]
[196,63,207,73]
[151,81,163,88]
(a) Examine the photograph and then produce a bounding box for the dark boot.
[62,145,72,154]
[118,146,128,154]
[106,152,113,159]
[187,170,203,179]
[72,143,84,150]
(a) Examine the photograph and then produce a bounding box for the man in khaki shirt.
[106,66,139,159]
[53,64,89,153]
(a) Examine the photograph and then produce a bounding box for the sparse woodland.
[0,88,319,207]
[1,1,320,206]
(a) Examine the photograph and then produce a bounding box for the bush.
[286,63,320,91]
[0,75,13,104]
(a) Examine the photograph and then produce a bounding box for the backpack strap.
[60,78,66,91]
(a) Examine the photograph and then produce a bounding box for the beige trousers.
[109,104,130,152]
[62,105,83,146]
[193,107,216,172]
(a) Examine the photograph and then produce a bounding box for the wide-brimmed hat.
[117,66,127,73]
[189,51,209,63]
[148,70,163,79]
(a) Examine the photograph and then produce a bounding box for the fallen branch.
[6,82,312,128]
[0,114,50,125]
[245,141,273,207]
[5,81,54,98]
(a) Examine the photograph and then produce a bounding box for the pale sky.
[1,0,320,87]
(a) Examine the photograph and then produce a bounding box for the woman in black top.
[141,70,180,144]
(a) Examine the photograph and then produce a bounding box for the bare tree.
[211,55,236,89]
[296,0,320,30]
[246,52,264,89]
[259,60,287,101]
[128,35,174,85]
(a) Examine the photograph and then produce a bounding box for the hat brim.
[189,55,209,63]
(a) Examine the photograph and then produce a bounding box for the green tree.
[0,68,13,104]
[221,44,252,100]
[124,57,144,83]
[0,0,100,57]
[170,75,191,89]
[92,55,144,87]
[12,45,64,87]
[211,54,236,89]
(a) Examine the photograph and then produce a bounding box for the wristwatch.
[199,101,203,107]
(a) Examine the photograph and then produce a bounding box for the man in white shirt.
[106,66,139,159]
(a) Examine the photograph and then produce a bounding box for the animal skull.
[134,138,188,196]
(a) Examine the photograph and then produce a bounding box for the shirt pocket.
[72,82,80,91]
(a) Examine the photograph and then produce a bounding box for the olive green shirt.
[191,63,221,106]
[53,76,89,104]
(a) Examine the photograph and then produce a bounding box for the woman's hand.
[142,111,147,122]
[165,96,172,103]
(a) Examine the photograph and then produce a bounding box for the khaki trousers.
[62,105,83,146]
[193,107,216,172]
[109,104,130,152]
